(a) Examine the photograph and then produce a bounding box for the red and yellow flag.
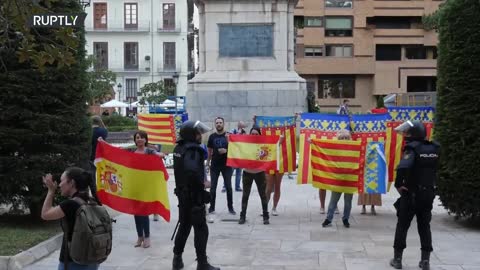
[310,139,363,194]
[94,141,170,222]
[385,107,435,189]
[226,134,280,171]
[385,121,434,188]
[255,116,297,174]
[298,129,338,184]
[137,114,176,145]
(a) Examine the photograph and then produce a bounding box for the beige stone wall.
[295,0,440,109]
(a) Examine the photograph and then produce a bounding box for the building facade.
[294,0,441,112]
[84,0,190,110]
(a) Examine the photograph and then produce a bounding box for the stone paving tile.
[25,176,480,270]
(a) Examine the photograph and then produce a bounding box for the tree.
[85,55,116,105]
[432,0,480,218]
[0,0,90,218]
[376,95,385,108]
[0,0,80,72]
[138,81,171,106]
[306,89,318,113]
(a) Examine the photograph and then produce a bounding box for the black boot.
[172,253,184,270]
[389,249,403,269]
[419,251,430,270]
[263,212,270,225]
[238,215,246,224]
[196,259,220,270]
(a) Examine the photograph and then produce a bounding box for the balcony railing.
[108,62,151,73]
[87,20,150,32]
[157,21,181,33]
[157,64,181,74]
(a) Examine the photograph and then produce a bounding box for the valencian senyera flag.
[385,106,434,189]
[298,113,351,184]
[363,141,387,194]
[255,116,297,174]
[226,134,280,171]
[350,113,388,194]
[94,141,170,222]
[310,138,363,194]
[137,113,188,145]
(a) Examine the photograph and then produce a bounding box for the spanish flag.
[226,134,280,171]
[94,141,170,222]
[310,138,363,194]
[138,113,185,145]
[255,116,297,174]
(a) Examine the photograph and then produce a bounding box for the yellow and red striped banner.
[386,121,434,188]
[385,106,435,189]
[138,114,176,145]
[263,126,296,174]
[226,134,280,171]
[94,141,170,222]
[298,130,338,184]
[310,139,364,194]
[255,116,297,174]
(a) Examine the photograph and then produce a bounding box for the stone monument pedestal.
[187,0,306,128]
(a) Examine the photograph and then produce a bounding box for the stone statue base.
[187,71,306,128]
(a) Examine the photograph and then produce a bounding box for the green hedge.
[435,0,480,218]
[108,126,137,132]
[101,115,136,127]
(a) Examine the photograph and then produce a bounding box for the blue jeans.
[224,168,242,190]
[326,192,353,221]
[58,262,98,270]
[134,215,150,237]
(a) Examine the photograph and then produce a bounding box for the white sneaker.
[272,209,278,216]
[207,214,214,223]
[153,214,159,221]
[320,208,325,214]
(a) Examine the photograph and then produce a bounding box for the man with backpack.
[41,167,112,270]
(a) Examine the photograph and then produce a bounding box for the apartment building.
[294,0,441,112]
[84,0,190,110]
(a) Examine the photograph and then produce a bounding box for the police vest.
[173,141,204,189]
[407,141,440,188]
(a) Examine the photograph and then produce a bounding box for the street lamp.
[338,82,344,105]
[78,0,91,9]
[172,72,179,96]
[117,83,122,101]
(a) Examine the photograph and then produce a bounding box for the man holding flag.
[172,120,220,270]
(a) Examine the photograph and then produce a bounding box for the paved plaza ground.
[26,172,480,270]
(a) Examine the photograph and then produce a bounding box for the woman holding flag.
[238,126,270,225]
[130,131,165,248]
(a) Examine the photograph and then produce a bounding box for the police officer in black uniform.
[390,120,440,270]
[172,120,220,270]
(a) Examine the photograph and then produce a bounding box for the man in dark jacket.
[172,120,220,270]
[390,120,440,270]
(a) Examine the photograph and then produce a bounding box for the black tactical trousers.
[393,189,435,252]
[173,199,209,262]
[240,171,268,218]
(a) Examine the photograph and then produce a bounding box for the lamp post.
[338,82,344,106]
[78,0,91,9]
[172,72,180,114]
[117,83,122,101]
[172,72,179,96]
